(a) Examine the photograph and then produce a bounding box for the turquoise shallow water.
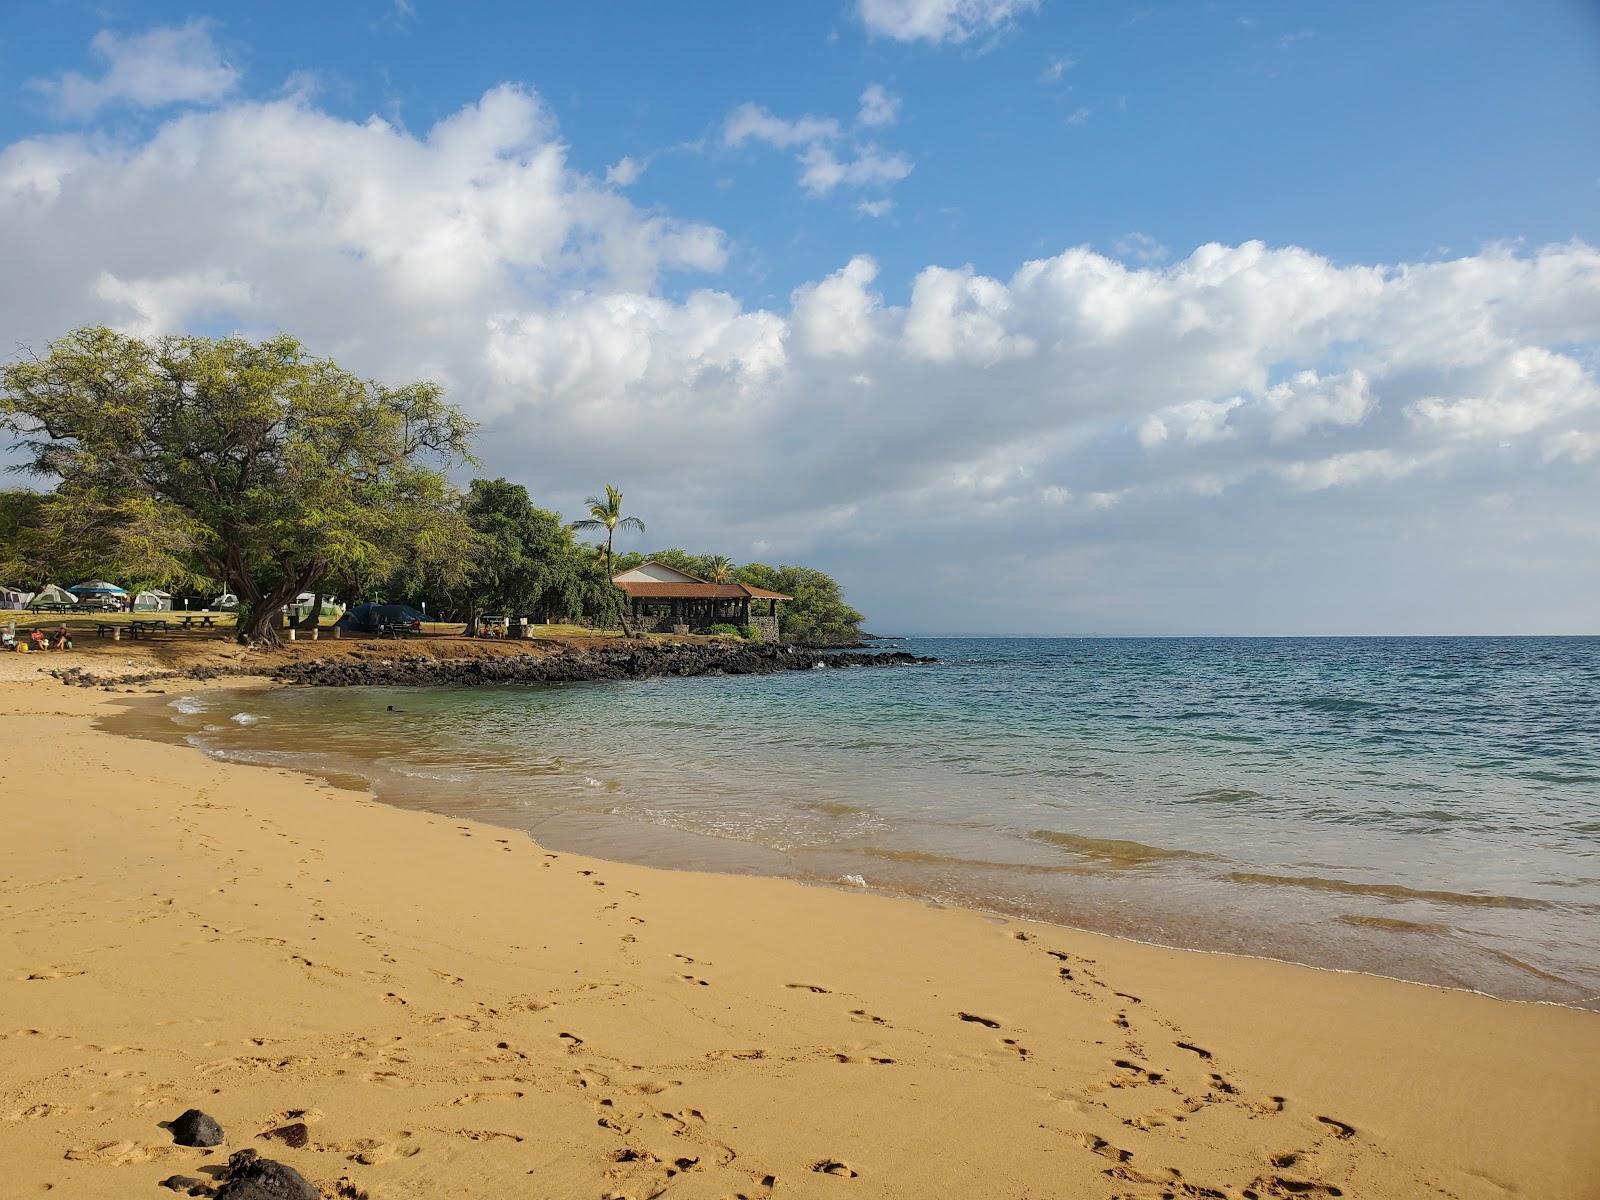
[151,637,1600,1007]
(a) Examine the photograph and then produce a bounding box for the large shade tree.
[0,326,476,645]
[456,478,589,631]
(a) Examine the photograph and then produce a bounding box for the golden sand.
[0,658,1595,1198]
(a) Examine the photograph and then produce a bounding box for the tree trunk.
[237,582,301,647]
[289,591,323,631]
[238,600,282,646]
[605,532,638,638]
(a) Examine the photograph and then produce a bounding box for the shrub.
[705,623,742,638]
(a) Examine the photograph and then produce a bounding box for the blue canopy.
[68,581,128,596]
[336,603,426,632]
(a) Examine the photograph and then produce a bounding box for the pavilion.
[613,561,791,640]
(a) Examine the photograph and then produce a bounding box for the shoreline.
[118,683,1575,1018]
[112,654,1600,1013]
[2,658,1597,1197]
[115,683,1600,1017]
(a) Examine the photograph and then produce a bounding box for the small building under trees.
[614,561,790,640]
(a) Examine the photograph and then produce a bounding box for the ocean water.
[139,637,1600,1007]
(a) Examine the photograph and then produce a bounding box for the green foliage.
[453,478,576,621]
[623,549,865,645]
[572,483,645,576]
[704,623,743,638]
[0,326,475,644]
[736,563,864,645]
[632,549,736,584]
[0,490,49,585]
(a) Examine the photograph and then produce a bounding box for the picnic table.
[128,619,174,639]
[177,614,217,629]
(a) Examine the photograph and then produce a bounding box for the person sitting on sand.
[53,627,72,651]
[29,628,45,651]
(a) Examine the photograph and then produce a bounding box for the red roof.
[613,580,792,601]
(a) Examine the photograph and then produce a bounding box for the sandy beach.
[1,654,1596,1199]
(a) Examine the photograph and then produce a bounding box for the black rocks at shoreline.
[270,643,936,688]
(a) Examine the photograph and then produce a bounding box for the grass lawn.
[5,609,241,630]
[3,611,632,641]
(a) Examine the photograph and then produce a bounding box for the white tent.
[291,592,343,618]
[133,589,174,612]
[1,585,33,610]
[211,593,240,611]
[30,584,75,608]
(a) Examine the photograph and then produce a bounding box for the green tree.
[0,490,50,586]
[0,326,475,645]
[455,478,589,631]
[572,484,645,578]
[735,563,865,645]
[700,554,734,583]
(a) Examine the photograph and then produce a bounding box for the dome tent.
[2,585,33,610]
[211,593,240,611]
[30,584,76,608]
[336,603,425,633]
[133,589,173,612]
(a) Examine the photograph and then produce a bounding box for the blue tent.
[68,580,128,597]
[336,603,426,633]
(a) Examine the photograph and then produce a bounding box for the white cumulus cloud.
[723,97,912,201]
[857,84,902,128]
[857,0,1040,44]
[1,85,1597,632]
[35,21,239,118]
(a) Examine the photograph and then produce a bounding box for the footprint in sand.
[1067,1131,1132,1163]
[448,1090,526,1106]
[1316,1116,1356,1139]
[680,975,710,987]
[7,1103,63,1121]
[957,1012,1001,1029]
[811,1159,858,1178]
[349,1136,422,1165]
[631,1079,679,1095]
[787,983,831,994]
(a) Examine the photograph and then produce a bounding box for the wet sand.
[1,658,1596,1198]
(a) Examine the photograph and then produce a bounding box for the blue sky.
[2,1,1598,633]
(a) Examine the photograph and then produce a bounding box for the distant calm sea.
[137,637,1600,1008]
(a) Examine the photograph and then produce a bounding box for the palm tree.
[573,485,645,579]
[701,554,734,583]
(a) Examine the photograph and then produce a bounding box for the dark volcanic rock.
[214,1149,319,1200]
[159,1175,214,1196]
[170,1108,225,1147]
[270,643,936,688]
